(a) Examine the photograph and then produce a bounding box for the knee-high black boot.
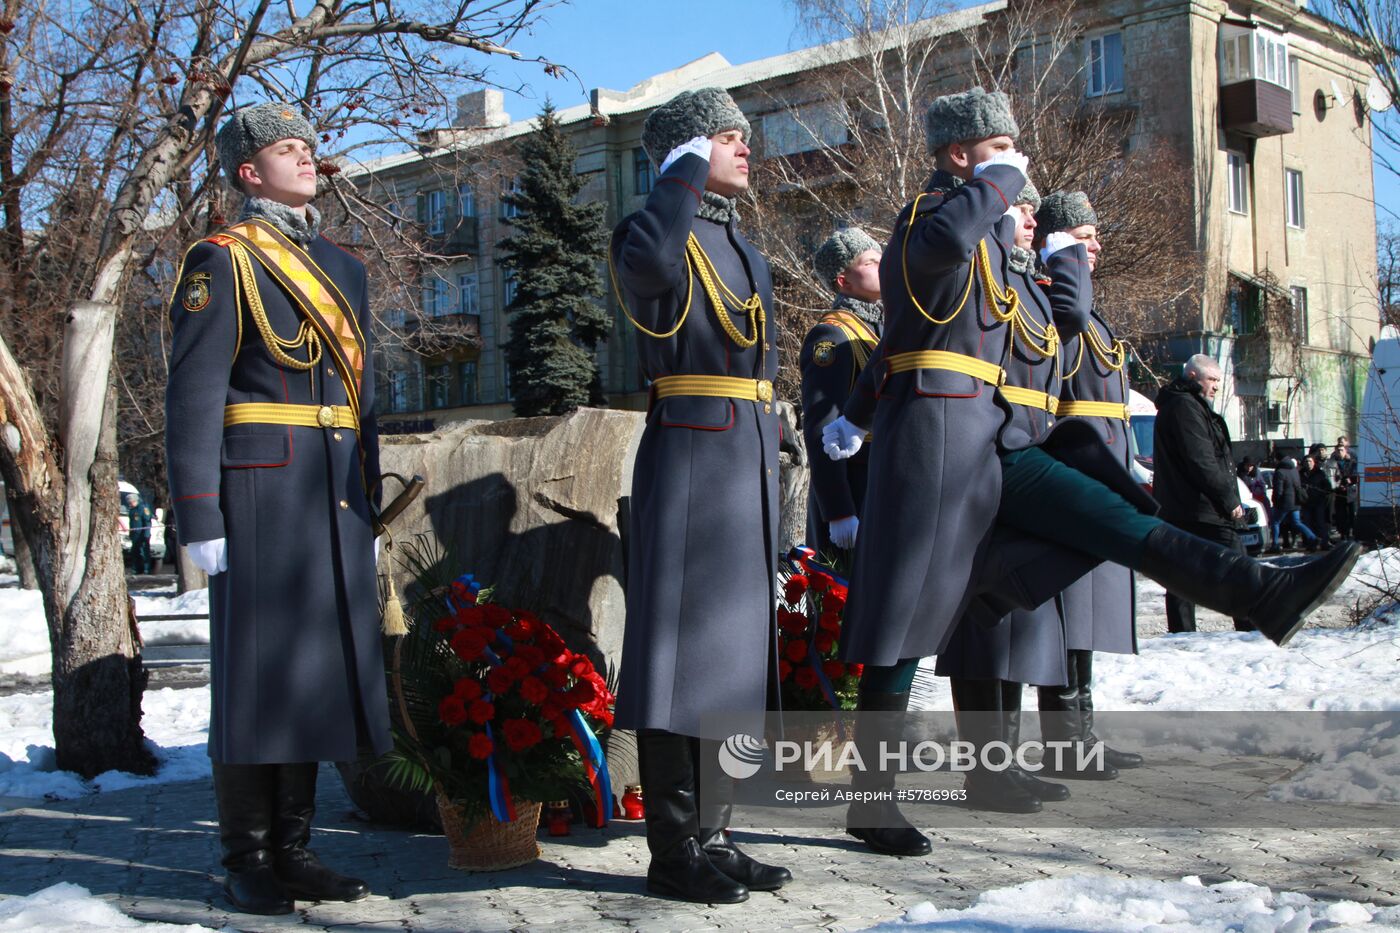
[691,738,791,890]
[1002,681,1069,801]
[638,729,747,904]
[1136,526,1359,645]
[1074,651,1142,770]
[950,678,1040,813]
[845,687,933,856]
[212,762,293,915]
[1035,657,1116,781]
[272,763,370,903]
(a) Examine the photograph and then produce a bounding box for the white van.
[1355,325,1400,542]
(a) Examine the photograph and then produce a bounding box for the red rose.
[537,628,566,657]
[569,657,594,679]
[814,632,835,654]
[456,605,487,627]
[504,656,531,680]
[567,679,597,707]
[794,666,820,691]
[468,732,494,759]
[520,676,549,704]
[515,645,545,669]
[453,678,483,701]
[809,573,830,593]
[783,575,809,603]
[451,628,489,662]
[438,695,467,725]
[850,663,864,677]
[778,609,808,634]
[467,699,495,724]
[542,666,569,689]
[450,580,471,601]
[823,591,847,613]
[822,659,845,681]
[486,667,514,695]
[541,696,566,720]
[483,604,513,626]
[502,718,543,752]
[588,673,615,706]
[784,640,808,664]
[818,611,842,633]
[778,660,793,682]
[594,707,615,728]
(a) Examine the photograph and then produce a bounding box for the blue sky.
[485,0,1397,229]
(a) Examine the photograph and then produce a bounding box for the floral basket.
[777,546,864,712]
[385,536,615,870]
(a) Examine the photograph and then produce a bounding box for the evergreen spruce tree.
[498,102,610,416]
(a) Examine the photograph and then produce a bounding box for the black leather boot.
[845,688,933,856]
[1035,659,1117,781]
[212,762,294,915]
[1135,525,1360,645]
[638,730,748,904]
[1002,681,1068,801]
[272,763,370,903]
[951,678,1040,813]
[1074,651,1142,770]
[692,738,791,890]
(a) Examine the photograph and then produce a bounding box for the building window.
[459,273,479,316]
[500,177,522,219]
[758,101,848,157]
[458,183,476,218]
[427,363,451,409]
[421,275,452,317]
[458,360,479,405]
[1227,151,1249,215]
[1291,285,1308,340]
[1085,32,1124,98]
[1220,27,1289,89]
[1285,169,1305,229]
[1289,57,1302,113]
[1228,276,1263,335]
[388,369,412,413]
[501,267,518,308]
[633,147,654,194]
[420,189,446,235]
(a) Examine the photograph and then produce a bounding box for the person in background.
[125,490,154,576]
[1301,454,1334,550]
[1238,458,1271,546]
[1269,456,1318,553]
[1330,437,1359,540]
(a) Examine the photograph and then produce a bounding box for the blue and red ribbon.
[565,709,613,827]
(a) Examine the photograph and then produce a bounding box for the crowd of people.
[1237,439,1359,553]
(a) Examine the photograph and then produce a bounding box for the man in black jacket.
[1152,354,1248,632]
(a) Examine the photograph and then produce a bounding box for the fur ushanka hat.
[641,87,751,165]
[216,102,318,187]
[924,87,1019,153]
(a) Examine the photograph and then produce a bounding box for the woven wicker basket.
[437,795,542,871]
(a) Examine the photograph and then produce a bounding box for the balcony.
[1220,80,1294,138]
[425,216,478,257]
[400,312,482,356]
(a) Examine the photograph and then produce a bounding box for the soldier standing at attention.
[822,89,1360,820]
[1033,191,1144,781]
[610,88,791,904]
[165,103,391,915]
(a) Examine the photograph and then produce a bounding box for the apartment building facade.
[348,0,1381,444]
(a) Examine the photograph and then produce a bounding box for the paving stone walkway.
[2,766,1397,931]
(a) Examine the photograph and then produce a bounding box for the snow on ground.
[0,883,217,931]
[874,875,1400,932]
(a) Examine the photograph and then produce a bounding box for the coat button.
[339,499,349,510]
[327,367,337,378]
[766,468,772,476]
[332,431,343,441]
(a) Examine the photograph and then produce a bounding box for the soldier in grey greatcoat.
[824,88,1360,831]
[935,179,1080,814]
[1033,191,1144,780]
[165,104,389,915]
[610,88,790,904]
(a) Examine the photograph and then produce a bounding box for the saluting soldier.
[1033,191,1144,780]
[935,178,1082,814]
[822,88,1361,825]
[801,227,883,559]
[610,87,791,905]
[165,103,390,915]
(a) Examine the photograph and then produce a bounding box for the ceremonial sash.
[209,220,367,423]
[819,310,880,383]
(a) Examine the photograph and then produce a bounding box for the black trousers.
[1163,520,1245,633]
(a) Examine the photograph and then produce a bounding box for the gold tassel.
[380,534,409,636]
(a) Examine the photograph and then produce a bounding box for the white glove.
[829,516,859,549]
[186,538,227,576]
[659,135,712,175]
[822,416,865,461]
[973,149,1029,179]
[1040,231,1079,263]
[375,538,382,565]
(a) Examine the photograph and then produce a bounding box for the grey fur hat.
[814,228,880,288]
[1014,180,1041,211]
[641,87,750,165]
[1035,191,1098,234]
[925,87,1019,153]
[216,103,317,187]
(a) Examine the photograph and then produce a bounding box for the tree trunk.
[5,482,36,588]
[175,543,207,595]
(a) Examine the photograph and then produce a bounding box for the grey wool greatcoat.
[611,153,781,741]
[165,224,393,765]
[1056,308,1137,655]
[800,300,881,559]
[838,164,1068,666]
[936,243,1092,687]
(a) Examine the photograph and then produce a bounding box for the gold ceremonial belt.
[1058,400,1130,421]
[885,349,1006,387]
[1000,385,1060,415]
[652,374,775,403]
[223,402,358,430]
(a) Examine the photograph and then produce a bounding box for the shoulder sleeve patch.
[181,272,212,312]
[812,339,838,367]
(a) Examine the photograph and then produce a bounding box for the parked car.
[118,480,167,564]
